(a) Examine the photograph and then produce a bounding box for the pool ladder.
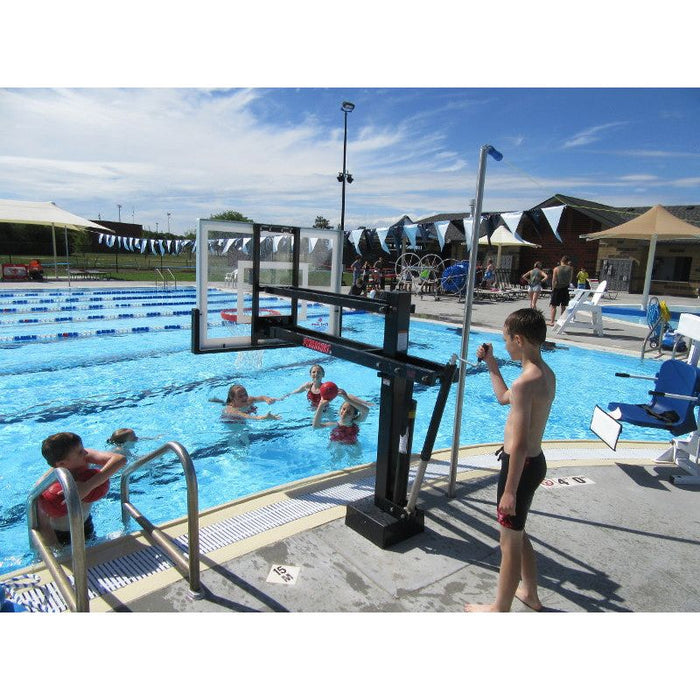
[26,441,202,612]
[155,267,177,290]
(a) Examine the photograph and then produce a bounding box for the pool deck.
[2,279,699,615]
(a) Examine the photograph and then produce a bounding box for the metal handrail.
[155,267,166,289]
[120,441,202,599]
[164,268,177,289]
[26,468,90,612]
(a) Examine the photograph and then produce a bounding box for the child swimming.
[212,384,281,421]
[280,364,327,407]
[312,389,370,444]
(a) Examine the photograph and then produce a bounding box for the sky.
[1,87,698,236]
[1,4,697,238]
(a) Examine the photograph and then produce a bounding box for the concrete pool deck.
[1,279,699,613]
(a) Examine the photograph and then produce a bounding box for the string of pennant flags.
[94,205,566,257]
[347,205,565,255]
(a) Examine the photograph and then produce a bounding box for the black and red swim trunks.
[495,449,547,531]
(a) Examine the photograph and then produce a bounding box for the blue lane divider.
[0,306,349,344]
[0,299,322,325]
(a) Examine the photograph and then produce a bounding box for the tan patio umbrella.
[478,225,539,267]
[583,204,700,309]
[0,199,114,280]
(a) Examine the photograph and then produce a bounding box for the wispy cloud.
[562,122,628,148]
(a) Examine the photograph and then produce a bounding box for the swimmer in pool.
[279,364,327,408]
[212,384,281,421]
[312,389,370,444]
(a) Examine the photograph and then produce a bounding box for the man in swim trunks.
[549,255,573,325]
[465,308,556,612]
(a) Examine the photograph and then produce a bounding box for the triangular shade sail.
[583,205,700,241]
[583,205,700,309]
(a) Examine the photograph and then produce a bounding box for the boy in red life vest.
[36,432,126,546]
[312,388,370,444]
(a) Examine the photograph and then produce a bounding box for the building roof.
[416,195,700,233]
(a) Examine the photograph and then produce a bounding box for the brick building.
[417,194,700,298]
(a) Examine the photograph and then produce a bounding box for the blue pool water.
[0,286,667,576]
[601,304,700,327]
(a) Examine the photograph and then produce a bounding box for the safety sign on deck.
[541,475,595,489]
[266,564,300,585]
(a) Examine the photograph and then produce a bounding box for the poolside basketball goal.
[191,219,457,547]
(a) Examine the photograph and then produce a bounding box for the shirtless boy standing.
[465,308,556,612]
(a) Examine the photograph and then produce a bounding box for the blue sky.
[2,5,698,236]
[1,87,698,235]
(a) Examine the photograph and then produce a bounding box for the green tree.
[313,216,332,229]
[210,210,253,222]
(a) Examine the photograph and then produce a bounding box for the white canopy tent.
[583,204,700,309]
[478,225,539,267]
[0,199,114,280]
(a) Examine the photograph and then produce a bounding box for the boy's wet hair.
[504,308,547,346]
[41,432,82,466]
[108,428,137,445]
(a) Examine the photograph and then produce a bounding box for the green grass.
[1,252,348,286]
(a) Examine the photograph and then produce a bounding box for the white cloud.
[562,122,628,149]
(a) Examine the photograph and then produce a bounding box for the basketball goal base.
[345,496,424,549]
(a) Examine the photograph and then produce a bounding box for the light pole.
[117,204,122,222]
[167,212,171,234]
[337,101,355,232]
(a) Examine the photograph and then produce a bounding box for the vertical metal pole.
[641,233,657,311]
[448,145,501,497]
[64,226,71,289]
[51,224,58,280]
[340,109,348,233]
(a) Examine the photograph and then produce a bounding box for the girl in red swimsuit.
[312,389,371,444]
[280,364,327,408]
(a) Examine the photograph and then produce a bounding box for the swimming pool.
[0,286,667,576]
[601,304,700,326]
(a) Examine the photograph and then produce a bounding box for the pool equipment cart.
[192,223,458,547]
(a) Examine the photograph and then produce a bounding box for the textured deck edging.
[8,445,661,612]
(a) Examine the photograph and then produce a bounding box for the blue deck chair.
[608,359,700,437]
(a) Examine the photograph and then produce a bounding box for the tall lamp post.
[337,101,355,232]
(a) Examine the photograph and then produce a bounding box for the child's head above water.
[226,384,248,406]
[41,432,83,467]
[309,364,325,380]
[108,428,138,445]
[338,401,360,423]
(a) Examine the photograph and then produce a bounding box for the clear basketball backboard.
[192,219,343,353]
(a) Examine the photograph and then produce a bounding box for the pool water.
[601,305,700,327]
[0,287,667,576]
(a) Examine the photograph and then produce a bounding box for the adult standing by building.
[549,256,573,326]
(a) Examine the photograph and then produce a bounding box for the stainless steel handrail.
[155,267,166,289]
[165,268,177,289]
[26,468,90,612]
[120,441,202,599]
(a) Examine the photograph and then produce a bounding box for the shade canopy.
[479,225,539,266]
[0,199,113,233]
[583,204,700,308]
